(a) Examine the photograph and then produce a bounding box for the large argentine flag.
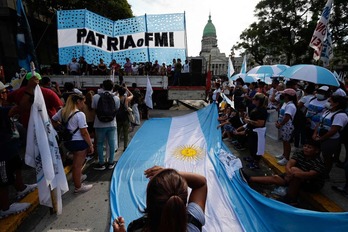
[110,104,243,231]
[110,104,348,231]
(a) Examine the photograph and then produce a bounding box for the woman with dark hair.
[113,166,207,232]
[275,88,297,166]
[234,93,268,169]
[313,95,348,176]
[52,94,94,194]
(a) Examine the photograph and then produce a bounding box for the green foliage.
[24,0,133,21]
[234,0,348,66]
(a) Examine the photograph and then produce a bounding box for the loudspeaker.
[191,59,203,74]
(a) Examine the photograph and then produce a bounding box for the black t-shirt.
[247,107,267,130]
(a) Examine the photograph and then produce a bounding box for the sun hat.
[279,88,296,96]
[26,72,42,80]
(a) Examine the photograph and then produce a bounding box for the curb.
[262,152,344,212]
[0,165,73,232]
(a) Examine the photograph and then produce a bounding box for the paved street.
[7,101,348,231]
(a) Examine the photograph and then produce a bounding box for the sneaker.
[74,184,93,194]
[81,174,87,182]
[17,184,37,200]
[271,186,288,196]
[246,162,260,170]
[0,203,31,219]
[108,161,117,170]
[275,154,284,160]
[93,163,106,171]
[277,157,288,166]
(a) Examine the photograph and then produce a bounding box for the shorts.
[280,122,294,142]
[64,140,89,152]
[0,155,23,187]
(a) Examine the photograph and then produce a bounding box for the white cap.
[0,82,9,91]
[319,86,329,91]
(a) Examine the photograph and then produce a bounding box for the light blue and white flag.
[110,104,243,231]
[309,0,333,61]
[26,86,69,214]
[240,55,247,74]
[228,57,235,78]
[110,103,348,231]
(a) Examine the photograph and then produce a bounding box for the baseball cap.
[0,82,9,91]
[279,88,296,96]
[318,86,329,91]
[26,72,42,80]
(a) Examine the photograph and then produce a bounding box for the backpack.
[57,111,80,142]
[116,99,128,122]
[331,110,348,142]
[96,92,117,122]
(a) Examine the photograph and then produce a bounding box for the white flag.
[309,0,333,61]
[227,57,235,78]
[320,30,333,67]
[240,55,247,74]
[145,76,153,109]
[26,86,69,214]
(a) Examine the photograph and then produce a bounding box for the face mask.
[324,102,332,109]
[316,94,325,100]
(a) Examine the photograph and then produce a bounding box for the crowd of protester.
[1,58,348,223]
[214,75,348,205]
[0,69,150,218]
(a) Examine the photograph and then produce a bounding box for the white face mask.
[316,94,325,100]
[324,102,332,109]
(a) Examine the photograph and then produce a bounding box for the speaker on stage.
[191,59,203,74]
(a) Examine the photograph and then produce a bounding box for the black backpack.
[116,99,128,122]
[96,92,117,122]
[57,111,80,142]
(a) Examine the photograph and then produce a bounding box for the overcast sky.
[128,0,260,57]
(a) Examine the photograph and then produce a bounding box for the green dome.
[203,15,216,37]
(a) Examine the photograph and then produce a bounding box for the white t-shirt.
[320,110,348,139]
[278,101,296,125]
[182,63,190,73]
[305,97,328,129]
[92,91,120,128]
[52,110,87,141]
[298,94,314,113]
[212,88,221,101]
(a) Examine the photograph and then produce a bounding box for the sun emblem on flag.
[173,145,204,162]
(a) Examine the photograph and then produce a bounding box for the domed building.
[199,14,228,77]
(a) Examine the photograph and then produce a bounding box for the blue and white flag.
[110,103,348,231]
[110,104,243,231]
[16,0,37,71]
[26,86,69,214]
[57,10,187,66]
[228,57,235,78]
[309,0,333,61]
[240,55,247,74]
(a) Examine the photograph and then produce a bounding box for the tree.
[234,0,348,66]
[24,0,133,21]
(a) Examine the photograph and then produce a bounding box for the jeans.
[95,127,116,164]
